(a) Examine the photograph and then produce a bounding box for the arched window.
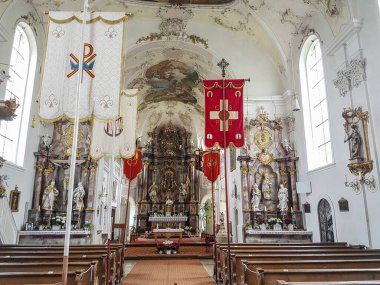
[299,36,333,171]
[0,23,36,166]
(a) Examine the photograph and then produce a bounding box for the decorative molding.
[325,19,363,56]
[136,5,208,49]
[333,58,366,97]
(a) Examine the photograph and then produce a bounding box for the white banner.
[39,12,125,121]
[90,89,138,159]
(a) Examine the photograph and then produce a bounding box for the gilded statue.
[148,182,159,203]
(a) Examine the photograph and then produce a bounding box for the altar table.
[152,228,184,243]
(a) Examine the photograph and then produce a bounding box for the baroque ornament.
[334,58,366,97]
[136,5,208,49]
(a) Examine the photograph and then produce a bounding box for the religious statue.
[277,184,289,212]
[41,180,59,210]
[161,170,176,191]
[262,173,272,200]
[73,182,85,211]
[165,195,174,216]
[178,183,188,203]
[148,182,159,203]
[281,138,293,154]
[344,124,363,160]
[251,183,261,211]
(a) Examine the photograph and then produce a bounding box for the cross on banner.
[210,99,239,131]
[203,79,245,148]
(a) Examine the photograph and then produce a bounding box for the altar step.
[125,243,213,260]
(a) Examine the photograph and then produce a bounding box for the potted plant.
[156,239,180,254]
[267,217,283,230]
[244,222,253,231]
[284,215,294,231]
[255,216,267,230]
[51,215,66,230]
[37,218,49,230]
[83,221,92,231]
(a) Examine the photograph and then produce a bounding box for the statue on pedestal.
[42,180,59,210]
[262,173,272,200]
[344,124,363,160]
[148,182,159,203]
[277,184,289,212]
[73,182,85,211]
[165,195,173,216]
[251,183,261,211]
[178,179,189,203]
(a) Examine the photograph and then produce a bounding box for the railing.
[0,196,18,244]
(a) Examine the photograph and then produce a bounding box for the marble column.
[190,161,196,202]
[141,160,150,202]
[238,155,251,224]
[32,162,44,209]
[288,165,298,211]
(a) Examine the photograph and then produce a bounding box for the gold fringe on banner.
[49,15,127,25]
[203,81,245,90]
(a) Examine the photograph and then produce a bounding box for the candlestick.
[291,207,293,212]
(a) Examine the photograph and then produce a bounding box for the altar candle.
[264,206,267,212]
[291,207,294,212]
[38,206,41,211]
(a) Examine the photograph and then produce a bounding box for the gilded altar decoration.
[342,107,373,180]
[9,185,21,212]
[253,129,272,149]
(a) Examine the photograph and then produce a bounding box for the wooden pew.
[242,267,380,285]
[234,255,380,285]
[0,261,98,285]
[215,242,362,280]
[0,253,115,285]
[277,281,380,285]
[238,259,380,285]
[0,244,124,281]
[0,268,92,285]
[219,247,376,283]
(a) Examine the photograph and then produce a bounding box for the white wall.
[293,0,380,248]
[0,2,45,230]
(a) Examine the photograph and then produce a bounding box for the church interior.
[1,0,380,284]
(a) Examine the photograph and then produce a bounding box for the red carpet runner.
[122,259,216,285]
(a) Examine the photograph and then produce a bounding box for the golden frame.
[342,107,372,178]
[9,185,21,212]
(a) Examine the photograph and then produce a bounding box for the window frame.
[0,21,37,167]
[299,35,334,171]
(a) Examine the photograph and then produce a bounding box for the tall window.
[0,23,36,166]
[300,36,333,170]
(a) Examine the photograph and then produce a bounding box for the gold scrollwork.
[288,168,297,176]
[43,165,55,175]
[35,164,44,173]
[253,129,273,150]
[257,150,273,165]
[348,161,373,179]
[240,166,249,175]
[279,168,288,177]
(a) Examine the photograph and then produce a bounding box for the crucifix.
[217,58,229,78]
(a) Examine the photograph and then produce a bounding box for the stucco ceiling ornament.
[136,5,208,49]
[210,8,255,36]
[303,0,339,16]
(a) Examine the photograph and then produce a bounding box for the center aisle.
[122,259,216,285]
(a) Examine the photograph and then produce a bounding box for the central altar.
[136,122,199,233]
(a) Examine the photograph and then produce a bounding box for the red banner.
[123,147,142,181]
[204,79,245,148]
[203,150,220,183]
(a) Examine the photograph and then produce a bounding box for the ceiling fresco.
[144,60,198,104]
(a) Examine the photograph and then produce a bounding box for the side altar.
[25,119,96,243]
[136,122,199,233]
[239,108,307,242]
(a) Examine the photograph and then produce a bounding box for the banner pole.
[221,76,232,285]
[62,1,88,284]
[210,155,217,280]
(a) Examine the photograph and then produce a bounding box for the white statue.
[73,182,85,211]
[277,184,289,212]
[41,180,59,210]
[165,195,174,215]
[281,139,293,154]
[148,182,159,203]
[251,183,261,211]
[178,182,188,203]
[262,173,273,200]
[41,134,52,148]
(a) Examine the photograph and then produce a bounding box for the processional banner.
[39,11,125,121]
[203,79,245,148]
[203,150,220,183]
[90,89,138,159]
[123,147,142,181]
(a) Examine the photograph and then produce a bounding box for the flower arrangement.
[255,216,267,225]
[83,221,92,230]
[267,217,282,226]
[284,215,293,225]
[156,239,180,253]
[51,215,66,226]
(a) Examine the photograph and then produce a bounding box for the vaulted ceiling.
[25,0,352,142]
